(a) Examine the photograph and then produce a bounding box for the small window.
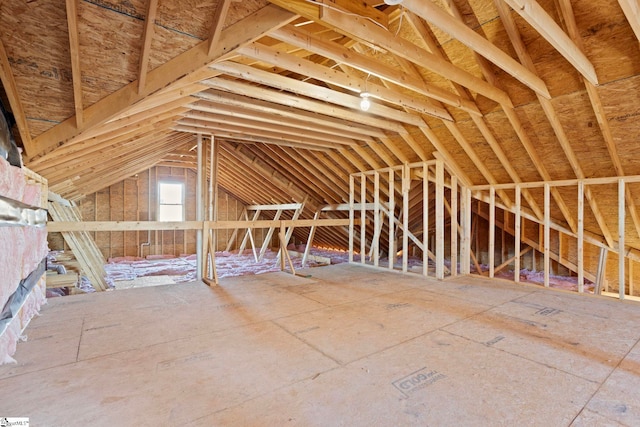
[158,181,184,221]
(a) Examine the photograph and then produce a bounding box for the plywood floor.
[2,264,640,426]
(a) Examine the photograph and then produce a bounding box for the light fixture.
[360,92,371,111]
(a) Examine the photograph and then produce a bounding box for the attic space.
[2,0,640,425]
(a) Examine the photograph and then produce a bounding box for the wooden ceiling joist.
[193,90,386,138]
[201,77,407,133]
[28,3,298,160]
[501,0,598,85]
[237,42,453,121]
[269,26,482,116]
[182,110,361,147]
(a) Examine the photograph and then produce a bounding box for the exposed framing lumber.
[502,0,598,85]
[137,0,159,94]
[0,38,33,155]
[557,0,640,240]
[314,5,513,106]
[403,0,550,98]
[28,4,298,159]
[208,0,232,55]
[619,178,626,299]
[194,89,386,138]
[202,77,406,133]
[65,0,83,127]
[618,0,640,43]
[495,0,614,247]
[237,43,452,121]
[269,26,481,115]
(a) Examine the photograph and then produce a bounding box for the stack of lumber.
[48,200,109,291]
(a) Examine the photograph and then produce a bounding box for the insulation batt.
[0,156,48,364]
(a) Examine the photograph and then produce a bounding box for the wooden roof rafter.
[27,3,298,161]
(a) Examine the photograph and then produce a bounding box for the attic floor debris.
[2,264,640,425]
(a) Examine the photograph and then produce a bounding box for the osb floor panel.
[1,265,640,426]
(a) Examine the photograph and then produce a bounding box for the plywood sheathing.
[3,265,640,424]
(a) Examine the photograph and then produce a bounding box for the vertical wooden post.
[360,175,366,264]
[388,169,395,270]
[196,134,203,281]
[450,175,458,277]
[435,160,445,280]
[403,164,410,273]
[489,186,495,278]
[461,186,471,275]
[577,181,584,293]
[349,174,355,263]
[629,260,635,297]
[619,178,626,300]
[303,210,320,266]
[514,185,521,283]
[374,171,380,267]
[544,183,550,288]
[423,163,429,276]
[279,221,286,271]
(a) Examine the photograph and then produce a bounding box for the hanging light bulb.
[360,92,371,111]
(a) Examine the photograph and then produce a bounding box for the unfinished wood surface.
[3,265,640,425]
[48,200,108,291]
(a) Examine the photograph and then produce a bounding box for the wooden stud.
[489,186,496,278]
[515,185,521,282]
[65,0,84,127]
[361,175,367,264]
[349,175,355,263]
[461,186,472,275]
[451,175,458,277]
[423,163,429,277]
[435,160,445,280]
[619,178,626,299]
[576,180,584,292]
[389,169,395,270]
[402,164,410,273]
[544,183,550,287]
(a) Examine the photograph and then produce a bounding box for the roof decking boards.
[1,1,640,281]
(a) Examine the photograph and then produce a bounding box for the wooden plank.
[619,178,626,299]
[237,43,452,121]
[544,183,550,288]
[503,0,598,85]
[389,169,395,270]
[515,185,521,282]
[402,165,409,273]
[361,175,366,264]
[48,201,108,291]
[577,181,584,293]
[403,0,550,98]
[317,6,513,107]
[208,0,232,55]
[435,160,445,280]
[137,0,159,93]
[618,0,640,42]
[489,186,496,278]
[349,176,355,263]
[450,175,458,277]
[423,164,429,277]
[28,4,297,159]
[65,0,83,127]
[269,26,481,115]
[0,38,33,154]
[461,186,471,275]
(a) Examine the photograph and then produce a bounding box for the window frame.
[157,180,185,222]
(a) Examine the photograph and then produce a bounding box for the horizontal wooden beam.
[47,218,358,232]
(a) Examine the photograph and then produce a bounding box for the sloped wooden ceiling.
[1,0,640,251]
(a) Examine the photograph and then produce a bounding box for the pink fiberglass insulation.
[0,157,48,364]
[103,248,351,286]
